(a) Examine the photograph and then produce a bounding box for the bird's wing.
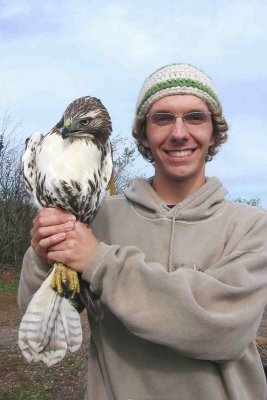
[95,139,114,208]
[101,140,113,191]
[22,131,43,198]
[18,266,82,367]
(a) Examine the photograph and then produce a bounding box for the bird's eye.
[80,118,90,126]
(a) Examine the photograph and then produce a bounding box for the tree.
[232,197,261,208]
[0,113,35,265]
[112,134,144,194]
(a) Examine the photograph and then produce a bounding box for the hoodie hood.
[124,176,228,222]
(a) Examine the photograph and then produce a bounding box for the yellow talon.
[51,262,80,299]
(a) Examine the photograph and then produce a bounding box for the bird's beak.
[62,119,72,139]
[62,127,70,139]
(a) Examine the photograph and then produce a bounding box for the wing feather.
[22,131,43,207]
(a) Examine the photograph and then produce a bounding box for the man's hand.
[31,208,99,273]
[31,208,76,263]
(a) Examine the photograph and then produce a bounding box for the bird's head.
[57,96,112,145]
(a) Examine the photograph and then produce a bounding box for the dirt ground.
[0,266,89,400]
[0,266,266,400]
[257,306,267,367]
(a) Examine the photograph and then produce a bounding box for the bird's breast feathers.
[38,133,111,186]
[23,131,113,220]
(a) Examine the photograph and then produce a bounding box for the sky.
[1,0,267,207]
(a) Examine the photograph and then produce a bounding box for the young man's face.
[142,95,214,193]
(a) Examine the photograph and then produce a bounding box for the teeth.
[168,150,193,157]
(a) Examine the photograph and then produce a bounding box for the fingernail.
[57,233,66,239]
[67,214,76,221]
[64,222,74,231]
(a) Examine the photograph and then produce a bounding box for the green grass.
[0,351,87,400]
[0,279,19,294]
[0,385,57,400]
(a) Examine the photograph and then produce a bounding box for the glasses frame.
[146,111,213,128]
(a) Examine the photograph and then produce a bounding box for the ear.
[141,138,150,149]
[209,134,215,147]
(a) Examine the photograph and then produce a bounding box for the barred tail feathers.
[18,266,82,366]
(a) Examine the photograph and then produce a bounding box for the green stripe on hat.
[137,78,221,115]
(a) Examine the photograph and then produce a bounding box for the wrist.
[82,242,110,283]
[31,247,52,273]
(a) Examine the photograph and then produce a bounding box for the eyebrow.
[150,108,208,114]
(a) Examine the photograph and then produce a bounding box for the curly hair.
[132,107,229,163]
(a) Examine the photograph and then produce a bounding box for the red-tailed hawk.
[18,96,113,366]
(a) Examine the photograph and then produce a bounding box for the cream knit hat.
[136,63,223,118]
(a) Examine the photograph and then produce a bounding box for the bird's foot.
[51,263,80,299]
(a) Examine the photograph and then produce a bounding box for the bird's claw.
[51,263,80,299]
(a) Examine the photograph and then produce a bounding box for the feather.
[19,96,113,366]
[18,267,82,366]
[22,132,43,208]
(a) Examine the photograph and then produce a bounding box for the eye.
[150,113,174,126]
[184,112,210,125]
[80,118,90,126]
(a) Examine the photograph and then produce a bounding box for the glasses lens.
[183,112,211,125]
[150,113,175,126]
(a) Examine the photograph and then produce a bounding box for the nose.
[169,117,189,141]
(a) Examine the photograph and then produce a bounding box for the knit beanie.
[136,63,223,118]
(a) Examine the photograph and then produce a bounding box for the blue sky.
[1,0,267,207]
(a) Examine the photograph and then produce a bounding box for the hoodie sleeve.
[82,215,267,362]
[17,247,51,313]
[17,248,85,314]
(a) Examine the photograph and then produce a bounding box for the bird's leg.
[51,263,80,299]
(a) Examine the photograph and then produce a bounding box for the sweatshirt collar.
[125,176,228,222]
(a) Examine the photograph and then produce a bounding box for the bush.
[0,113,34,266]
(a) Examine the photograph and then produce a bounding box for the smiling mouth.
[166,149,194,158]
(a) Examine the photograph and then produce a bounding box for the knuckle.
[37,227,44,237]
[47,253,54,263]
[38,209,46,219]
[67,238,75,249]
[66,230,75,239]
[64,250,73,263]
[38,241,45,249]
[38,216,45,227]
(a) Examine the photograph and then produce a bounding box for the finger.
[33,221,75,241]
[48,238,73,252]
[34,208,76,229]
[39,232,67,251]
[47,249,69,266]
[30,214,75,240]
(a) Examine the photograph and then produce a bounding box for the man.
[18,64,267,400]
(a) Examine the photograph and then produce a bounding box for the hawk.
[18,96,113,366]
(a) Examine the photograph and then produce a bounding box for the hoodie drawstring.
[168,206,180,272]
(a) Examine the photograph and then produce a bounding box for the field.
[0,266,89,400]
[0,265,266,400]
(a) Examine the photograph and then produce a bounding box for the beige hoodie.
[18,177,267,400]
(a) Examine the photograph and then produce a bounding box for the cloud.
[0,0,34,18]
[0,0,62,38]
[206,114,267,205]
[56,0,267,74]
[0,0,266,207]
[2,0,267,75]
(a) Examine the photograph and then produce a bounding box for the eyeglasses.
[146,111,212,127]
